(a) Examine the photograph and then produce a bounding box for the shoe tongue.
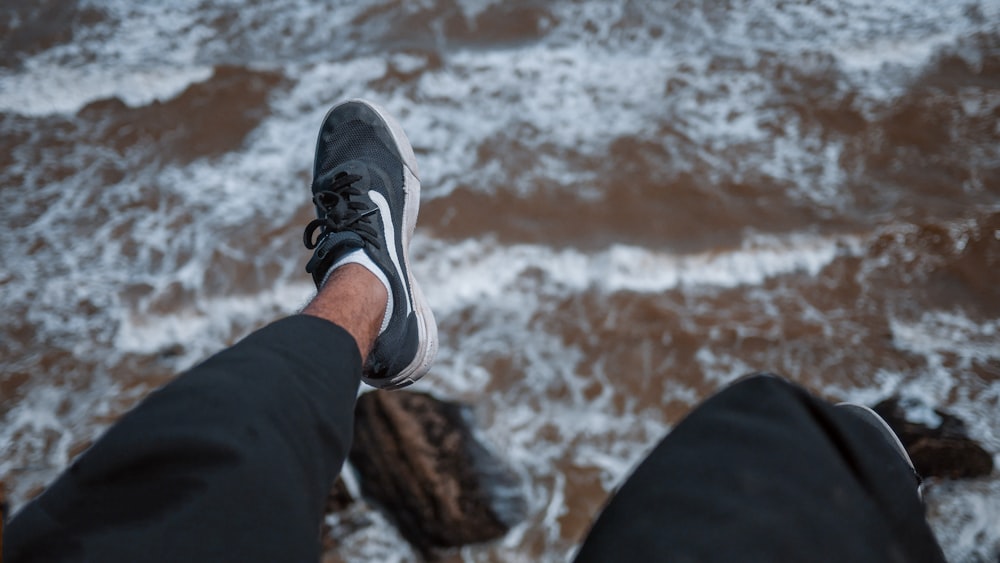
[306,230,365,287]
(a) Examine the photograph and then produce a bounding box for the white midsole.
[349,99,439,388]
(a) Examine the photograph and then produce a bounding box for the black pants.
[4,315,945,562]
[574,374,945,563]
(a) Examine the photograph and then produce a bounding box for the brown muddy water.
[1,1,999,561]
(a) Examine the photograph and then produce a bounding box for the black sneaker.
[303,99,438,389]
[837,402,924,499]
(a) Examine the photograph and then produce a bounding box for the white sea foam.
[1,0,215,116]
[0,64,214,116]
[930,480,1000,563]
[327,507,415,563]
[414,233,863,316]
[112,281,315,364]
[888,312,1000,448]
[836,32,963,72]
[4,0,999,560]
[892,312,1000,361]
[0,376,140,518]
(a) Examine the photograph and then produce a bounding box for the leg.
[4,266,385,562]
[6,98,438,562]
[574,374,946,563]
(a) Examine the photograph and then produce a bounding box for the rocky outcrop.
[347,391,525,554]
[873,397,994,480]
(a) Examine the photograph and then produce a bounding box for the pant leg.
[574,374,946,563]
[4,314,361,563]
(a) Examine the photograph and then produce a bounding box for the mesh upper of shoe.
[316,118,403,191]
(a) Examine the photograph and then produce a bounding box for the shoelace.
[302,172,380,250]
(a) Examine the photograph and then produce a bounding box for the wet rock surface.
[873,397,994,480]
[346,390,525,554]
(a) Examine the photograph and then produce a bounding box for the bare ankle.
[303,263,388,359]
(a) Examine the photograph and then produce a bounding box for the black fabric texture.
[4,315,361,563]
[4,343,948,562]
[574,374,946,563]
[313,112,402,189]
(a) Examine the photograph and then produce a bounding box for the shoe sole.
[336,99,439,389]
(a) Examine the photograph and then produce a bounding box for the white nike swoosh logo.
[368,190,412,316]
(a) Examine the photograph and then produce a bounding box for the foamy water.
[2,1,999,561]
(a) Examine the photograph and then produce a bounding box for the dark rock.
[348,390,525,554]
[325,476,354,514]
[873,397,994,479]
